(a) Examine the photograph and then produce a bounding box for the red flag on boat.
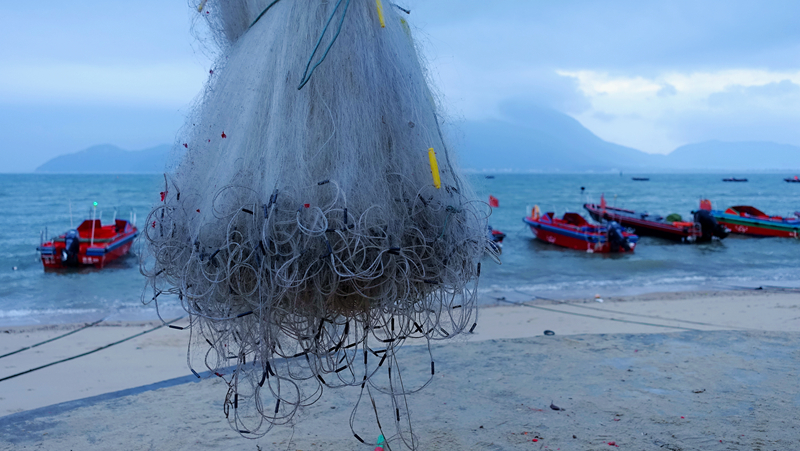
[600,194,606,213]
[489,195,499,208]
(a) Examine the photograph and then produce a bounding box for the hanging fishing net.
[141,0,493,448]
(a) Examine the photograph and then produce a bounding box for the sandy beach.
[2,288,799,450]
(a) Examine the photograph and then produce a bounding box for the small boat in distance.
[701,200,800,238]
[38,218,139,269]
[485,175,495,179]
[584,197,728,242]
[785,176,800,183]
[487,225,506,253]
[523,206,637,253]
[631,177,650,181]
[722,177,748,182]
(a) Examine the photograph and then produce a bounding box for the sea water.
[473,173,800,301]
[0,173,798,326]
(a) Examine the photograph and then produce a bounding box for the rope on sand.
[507,290,766,331]
[0,317,184,383]
[0,317,107,360]
[495,298,701,331]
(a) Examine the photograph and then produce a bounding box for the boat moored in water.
[38,219,139,269]
[584,197,729,242]
[523,206,637,253]
[701,200,800,238]
[487,225,506,253]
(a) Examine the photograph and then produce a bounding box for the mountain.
[664,141,800,171]
[452,105,663,172]
[451,106,800,172]
[35,144,170,174]
[33,120,800,174]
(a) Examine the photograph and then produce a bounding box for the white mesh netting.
[141,1,494,448]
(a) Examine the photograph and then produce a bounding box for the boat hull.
[523,216,636,253]
[584,204,699,242]
[711,212,799,238]
[38,220,139,269]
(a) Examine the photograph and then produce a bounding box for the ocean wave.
[478,272,799,298]
[0,307,102,319]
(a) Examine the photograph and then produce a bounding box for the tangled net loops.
[142,172,490,446]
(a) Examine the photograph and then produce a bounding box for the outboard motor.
[606,221,631,252]
[61,229,81,265]
[694,210,729,241]
[487,225,506,243]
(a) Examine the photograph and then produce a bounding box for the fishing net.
[140,0,493,448]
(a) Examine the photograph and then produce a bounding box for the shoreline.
[4,279,799,328]
[2,287,792,338]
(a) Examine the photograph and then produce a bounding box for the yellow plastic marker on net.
[375,0,386,28]
[428,148,441,189]
[197,0,208,12]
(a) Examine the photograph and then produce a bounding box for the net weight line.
[495,298,701,331]
[0,317,184,383]
[0,317,106,360]
[510,289,767,332]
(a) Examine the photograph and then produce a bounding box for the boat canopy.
[726,206,768,218]
[562,212,590,227]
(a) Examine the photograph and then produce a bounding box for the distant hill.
[35,144,170,174]
[453,105,664,172]
[452,106,799,172]
[34,122,800,174]
[664,141,800,171]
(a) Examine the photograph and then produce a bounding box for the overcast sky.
[2,0,798,172]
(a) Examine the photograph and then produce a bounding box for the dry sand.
[1,289,799,450]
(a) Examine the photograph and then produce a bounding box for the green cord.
[249,0,284,29]
[298,0,352,90]
[248,0,353,91]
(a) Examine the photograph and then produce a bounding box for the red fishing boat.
[701,200,800,238]
[38,219,139,269]
[523,206,637,253]
[584,195,729,242]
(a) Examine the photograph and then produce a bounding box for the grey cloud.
[661,99,800,148]
[513,69,591,114]
[708,80,800,108]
